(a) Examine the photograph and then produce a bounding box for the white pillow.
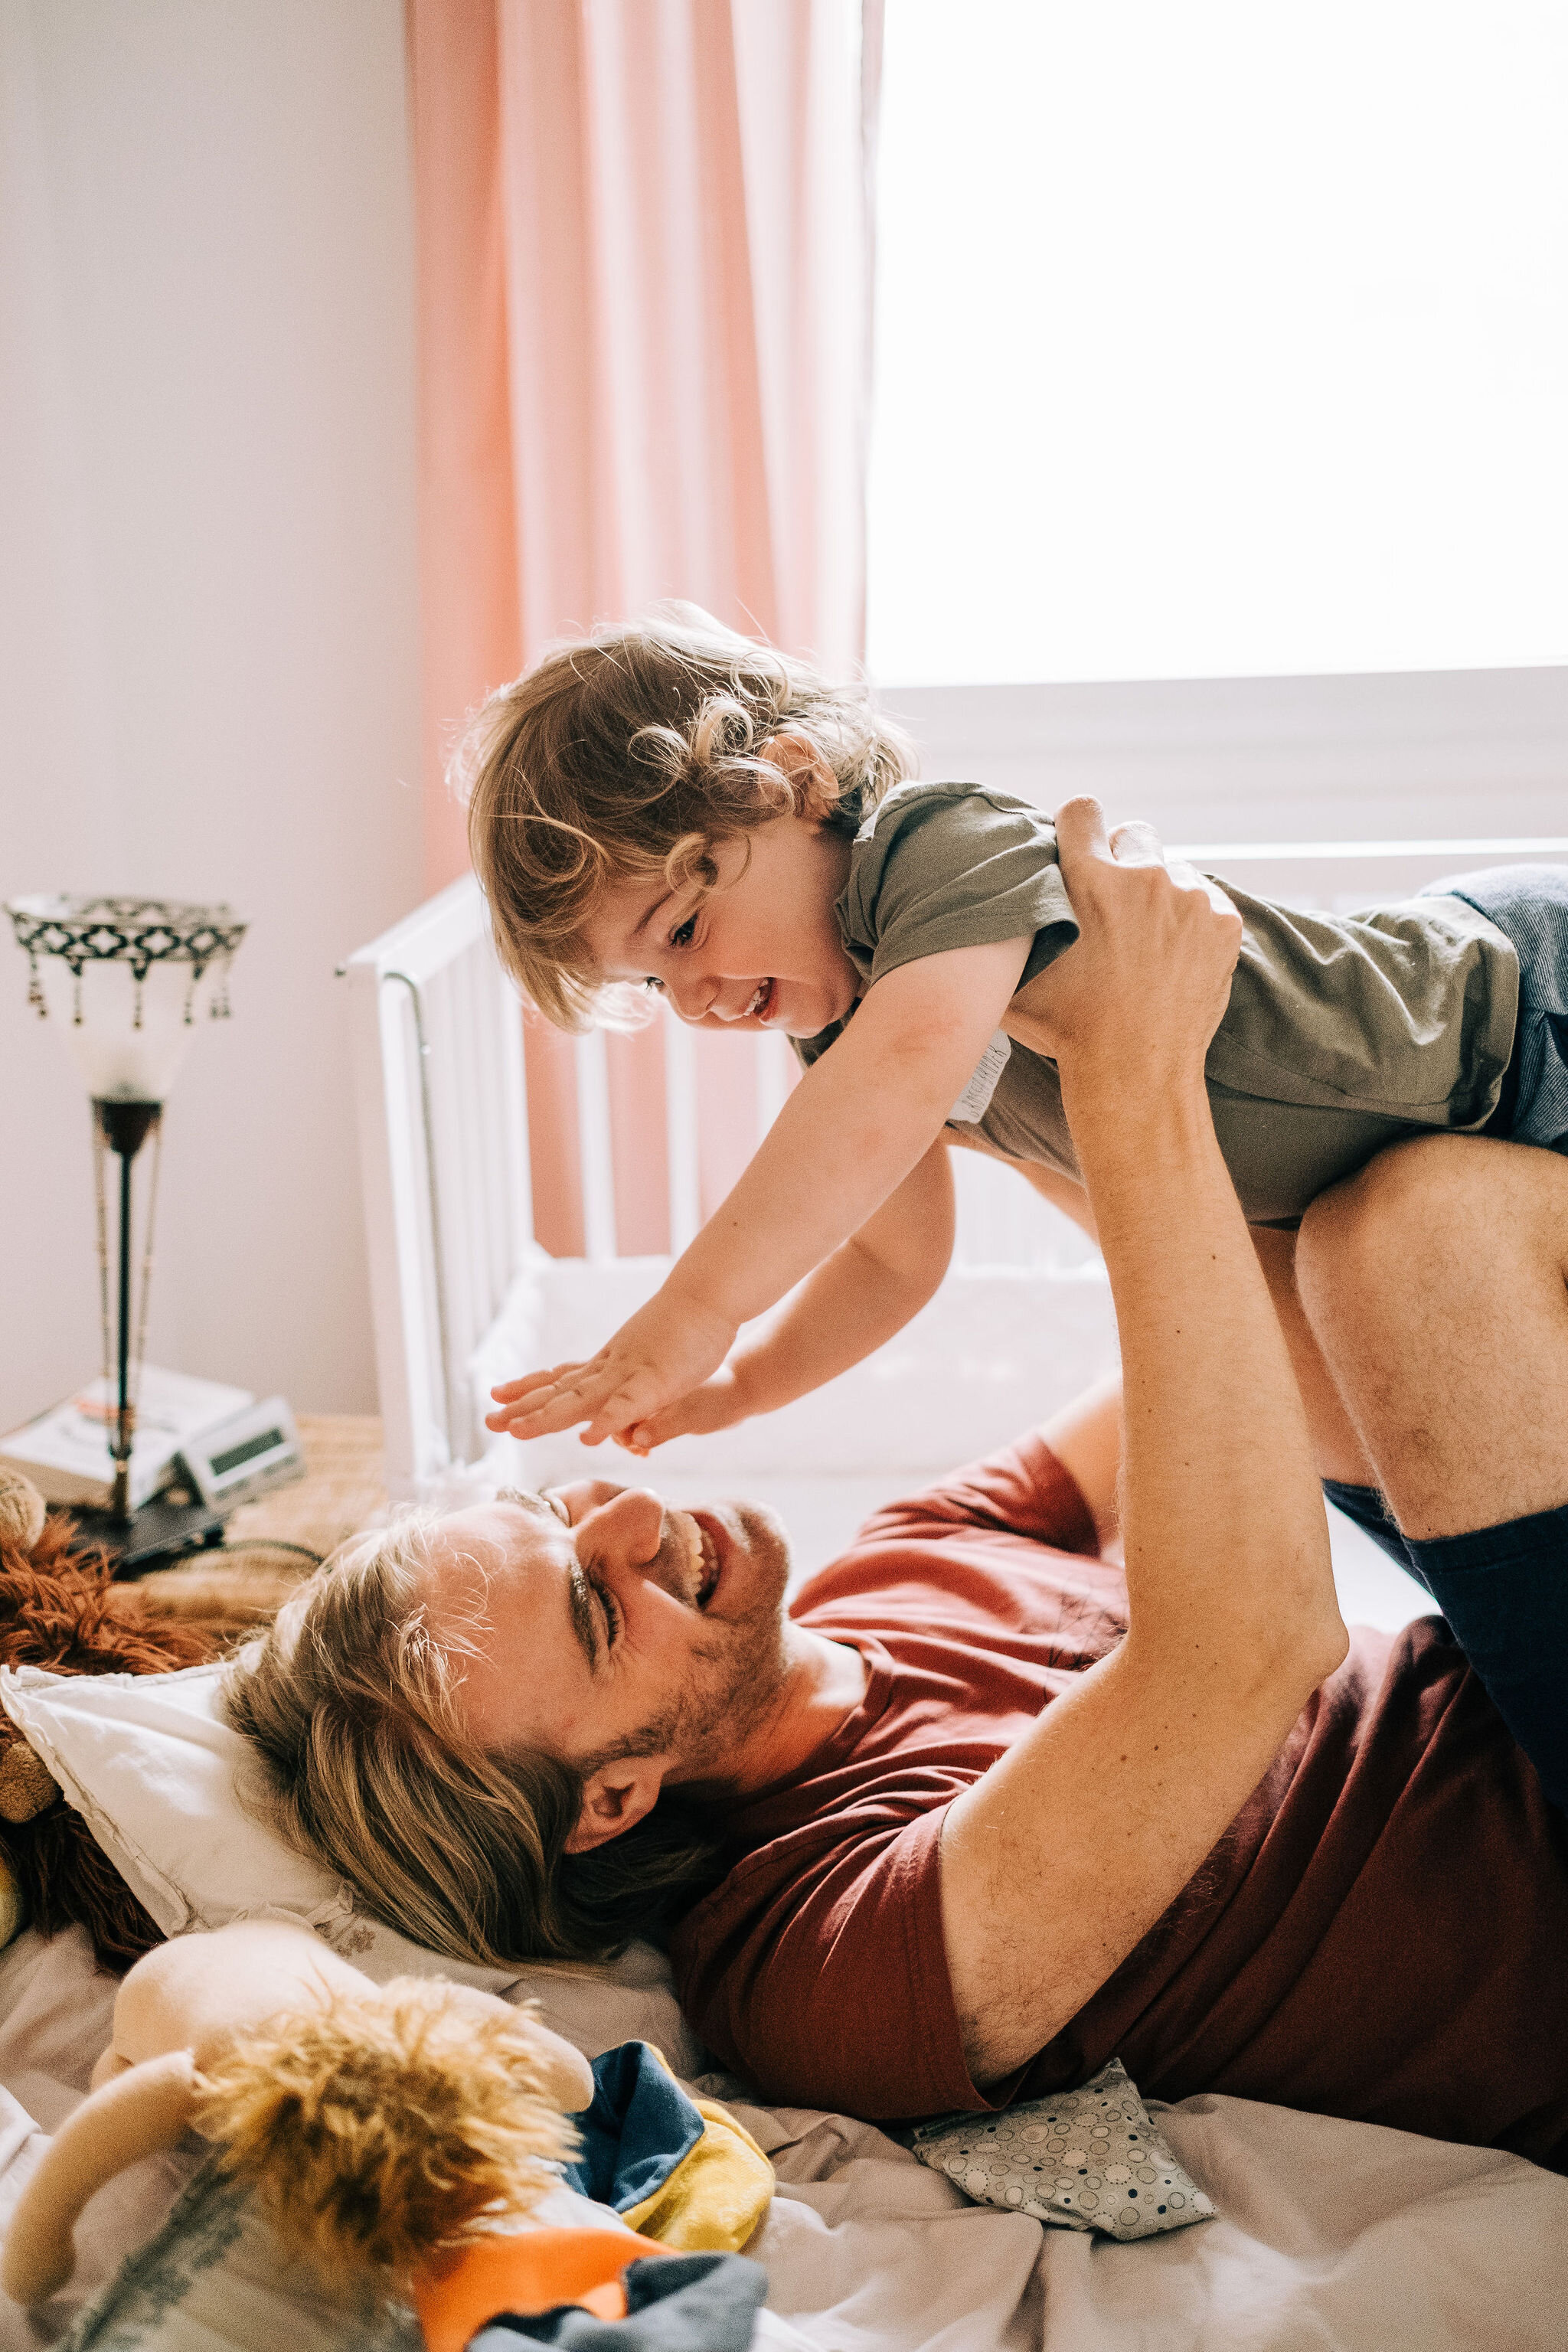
[0,1662,488,1981]
[0,1663,705,2070]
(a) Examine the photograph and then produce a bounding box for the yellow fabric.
[622,2051,773,2252]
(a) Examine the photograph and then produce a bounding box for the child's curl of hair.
[192,1981,574,2290]
[457,601,916,1031]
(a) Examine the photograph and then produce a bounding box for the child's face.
[583,809,860,1037]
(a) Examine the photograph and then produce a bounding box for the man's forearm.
[942,1067,1346,2084]
[937,808,1348,2086]
[1063,1063,1338,1653]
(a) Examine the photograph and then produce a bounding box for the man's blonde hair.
[457,603,916,1030]
[224,1515,724,1968]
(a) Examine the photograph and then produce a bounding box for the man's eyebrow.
[565,1560,601,1671]
[501,1488,554,1520]
[498,1491,599,1669]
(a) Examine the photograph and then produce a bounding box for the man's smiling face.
[582,808,861,1040]
[419,1480,794,1812]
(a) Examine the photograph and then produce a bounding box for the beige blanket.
[0,1925,1561,2352]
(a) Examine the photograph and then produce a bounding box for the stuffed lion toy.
[0,1466,227,1968]
[0,1916,594,2308]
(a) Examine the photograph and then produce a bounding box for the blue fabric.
[467,2252,767,2348]
[1422,864,1568,1151]
[563,2042,706,2215]
[1323,1478,1568,1811]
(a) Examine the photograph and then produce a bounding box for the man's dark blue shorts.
[1325,1478,1568,1815]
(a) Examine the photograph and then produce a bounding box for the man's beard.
[609,1501,792,1783]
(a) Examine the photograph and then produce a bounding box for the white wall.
[0,2,423,1432]
[877,670,1568,846]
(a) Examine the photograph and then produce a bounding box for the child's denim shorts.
[1423,862,1568,1153]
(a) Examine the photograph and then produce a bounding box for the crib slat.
[495,970,534,1258]
[663,1008,701,1254]
[436,960,475,1364]
[427,962,480,1452]
[377,973,446,1470]
[575,1027,619,1262]
[470,947,511,1318]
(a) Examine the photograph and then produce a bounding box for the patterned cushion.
[907,2058,1217,2242]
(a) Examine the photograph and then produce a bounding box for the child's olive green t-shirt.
[793,781,1520,1225]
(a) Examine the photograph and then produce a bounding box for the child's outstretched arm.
[489,936,1031,1446]
[612,1136,956,1451]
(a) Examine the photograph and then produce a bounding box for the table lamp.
[5,897,247,1532]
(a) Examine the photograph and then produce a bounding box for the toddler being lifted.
[465,607,1566,1455]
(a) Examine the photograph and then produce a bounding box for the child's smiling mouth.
[744,978,776,1023]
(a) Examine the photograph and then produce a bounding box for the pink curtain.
[407,0,878,1256]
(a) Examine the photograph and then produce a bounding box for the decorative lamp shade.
[6,897,247,1103]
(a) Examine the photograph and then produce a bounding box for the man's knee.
[1298,1134,1563,1344]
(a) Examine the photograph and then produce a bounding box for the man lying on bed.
[228,802,1568,2171]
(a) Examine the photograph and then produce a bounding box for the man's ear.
[564,1757,668,1855]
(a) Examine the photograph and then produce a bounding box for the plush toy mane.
[0,1517,222,1971]
[196,1981,571,2284]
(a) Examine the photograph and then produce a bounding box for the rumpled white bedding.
[0,1923,1562,2352]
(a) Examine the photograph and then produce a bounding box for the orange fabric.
[404,0,520,896]
[415,2226,659,2352]
[490,0,868,665]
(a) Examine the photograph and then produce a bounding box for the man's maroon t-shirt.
[669,1435,1568,2168]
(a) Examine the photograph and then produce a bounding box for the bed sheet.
[0,1924,1561,2352]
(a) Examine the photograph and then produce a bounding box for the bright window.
[867,2,1568,684]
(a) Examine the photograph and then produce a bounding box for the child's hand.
[486,1288,739,1446]
[612,1365,752,1455]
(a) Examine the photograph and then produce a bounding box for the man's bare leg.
[1250,1227,1378,1488]
[1293,1132,1568,1808]
[1295,1134,1568,1539]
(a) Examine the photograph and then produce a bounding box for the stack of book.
[0,1367,254,1513]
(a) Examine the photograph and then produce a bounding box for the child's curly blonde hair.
[457,603,916,1031]
[194,1981,573,2289]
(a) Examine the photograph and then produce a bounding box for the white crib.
[345,838,1568,1576]
[343,873,1111,1553]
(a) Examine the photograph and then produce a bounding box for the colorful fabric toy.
[462,2249,768,2347]
[564,2042,773,2252]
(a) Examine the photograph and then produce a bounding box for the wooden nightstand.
[224,1414,389,1557]
[129,1414,390,1641]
